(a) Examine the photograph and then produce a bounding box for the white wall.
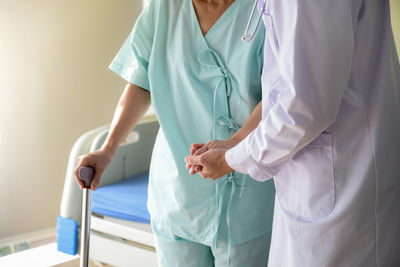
[0,0,142,238]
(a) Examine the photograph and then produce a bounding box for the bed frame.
[58,115,159,266]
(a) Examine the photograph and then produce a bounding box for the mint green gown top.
[109,0,275,247]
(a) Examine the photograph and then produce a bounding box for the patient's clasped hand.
[185,141,233,180]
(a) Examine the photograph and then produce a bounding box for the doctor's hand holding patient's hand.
[185,101,263,179]
[185,147,234,180]
[187,139,238,175]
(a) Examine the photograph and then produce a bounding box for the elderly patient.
[74,0,275,266]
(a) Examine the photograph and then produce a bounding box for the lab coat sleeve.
[226,0,358,181]
[109,0,158,91]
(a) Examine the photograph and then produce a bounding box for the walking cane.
[78,166,94,267]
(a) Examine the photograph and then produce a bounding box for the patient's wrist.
[101,142,118,159]
[228,135,242,147]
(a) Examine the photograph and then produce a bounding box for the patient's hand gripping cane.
[78,166,94,267]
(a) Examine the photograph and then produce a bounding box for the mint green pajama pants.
[154,231,271,267]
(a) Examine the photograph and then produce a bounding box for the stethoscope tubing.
[242,0,267,42]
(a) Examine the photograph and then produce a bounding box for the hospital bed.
[57,115,159,267]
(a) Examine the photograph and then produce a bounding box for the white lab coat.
[226,0,400,266]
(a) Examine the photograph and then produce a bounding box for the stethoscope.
[242,0,267,42]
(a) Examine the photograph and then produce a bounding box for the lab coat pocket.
[274,133,335,220]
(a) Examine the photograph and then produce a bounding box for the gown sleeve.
[109,0,158,91]
[225,0,360,181]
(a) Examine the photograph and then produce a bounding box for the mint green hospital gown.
[109,0,275,247]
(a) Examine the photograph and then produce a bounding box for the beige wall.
[0,0,142,238]
[392,0,400,54]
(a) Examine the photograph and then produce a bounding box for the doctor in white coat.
[185,0,400,266]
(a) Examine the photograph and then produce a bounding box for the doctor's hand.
[185,148,233,180]
[186,139,238,175]
[74,149,113,191]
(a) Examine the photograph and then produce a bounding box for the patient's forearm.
[101,82,151,157]
[230,101,262,145]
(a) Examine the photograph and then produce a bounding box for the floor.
[0,243,79,266]
[0,228,57,257]
[90,260,113,267]
[0,228,118,266]
[0,242,114,267]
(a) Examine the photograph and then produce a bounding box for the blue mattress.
[92,172,150,224]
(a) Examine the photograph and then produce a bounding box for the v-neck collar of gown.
[189,0,238,43]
